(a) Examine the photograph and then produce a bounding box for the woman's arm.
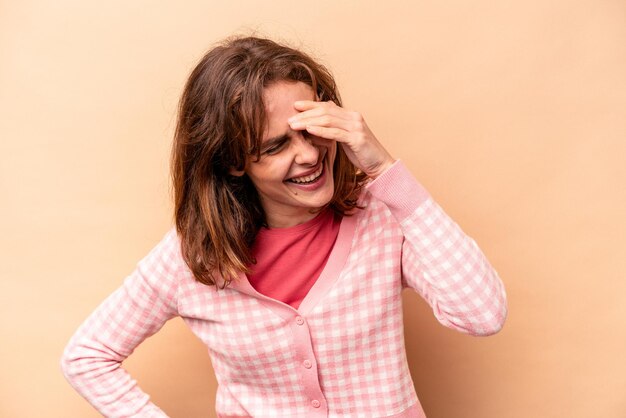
[367,161,508,336]
[61,229,180,417]
[289,102,507,335]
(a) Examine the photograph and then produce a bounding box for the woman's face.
[243,81,337,228]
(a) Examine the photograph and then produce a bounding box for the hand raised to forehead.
[288,101,395,179]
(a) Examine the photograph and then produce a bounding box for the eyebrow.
[261,132,290,151]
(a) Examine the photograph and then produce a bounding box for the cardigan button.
[303,360,312,369]
[295,316,304,325]
[311,399,320,408]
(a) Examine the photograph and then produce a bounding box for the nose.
[293,133,319,166]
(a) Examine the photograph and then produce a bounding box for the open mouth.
[286,157,325,185]
[287,164,323,184]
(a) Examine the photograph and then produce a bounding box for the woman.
[61,36,507,418]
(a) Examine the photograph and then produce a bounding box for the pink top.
[248,208,341,310]
[61,160,508,418]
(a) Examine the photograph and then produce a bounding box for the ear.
[229,167,245,177]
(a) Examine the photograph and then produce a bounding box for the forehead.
[263,81,315,113]
[262,81,315,140]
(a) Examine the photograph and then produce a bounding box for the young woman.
[61,36,507,418]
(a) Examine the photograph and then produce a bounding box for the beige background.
[1,0,625,417]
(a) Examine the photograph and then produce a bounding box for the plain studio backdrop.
[1,1,624,417]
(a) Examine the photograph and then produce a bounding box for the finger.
[304,125,349,143]
[290,114,354,132]
[292,101,354,122]
[293,100,327,111]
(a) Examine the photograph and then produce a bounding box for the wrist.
[366,160,431,221]
[367,157,395,179]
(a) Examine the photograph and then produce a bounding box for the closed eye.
[262,136,289,155]
[263,142,285,155]
[264,144,284,155]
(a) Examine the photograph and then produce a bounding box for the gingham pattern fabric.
[61,161,507,417]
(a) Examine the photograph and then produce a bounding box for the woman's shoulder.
[350,187,398,234]
[142,227,183,265]
[133,227,185,291]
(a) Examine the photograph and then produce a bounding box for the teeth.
[289,165,323,184]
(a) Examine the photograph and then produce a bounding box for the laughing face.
[242,81,337,228]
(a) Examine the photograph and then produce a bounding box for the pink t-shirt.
[247,209,342,309]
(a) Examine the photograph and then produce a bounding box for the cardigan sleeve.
[366,161,508,336]
[60,228,181,417]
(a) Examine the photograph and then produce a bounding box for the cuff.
[365,160,431,222]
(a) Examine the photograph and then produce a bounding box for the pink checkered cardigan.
[61,161,507,417]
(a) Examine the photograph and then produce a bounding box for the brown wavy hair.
[171,36,367,287]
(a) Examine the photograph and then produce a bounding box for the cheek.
[312,137,336,158]
[327,142,338,163]
[250,157,291,183]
